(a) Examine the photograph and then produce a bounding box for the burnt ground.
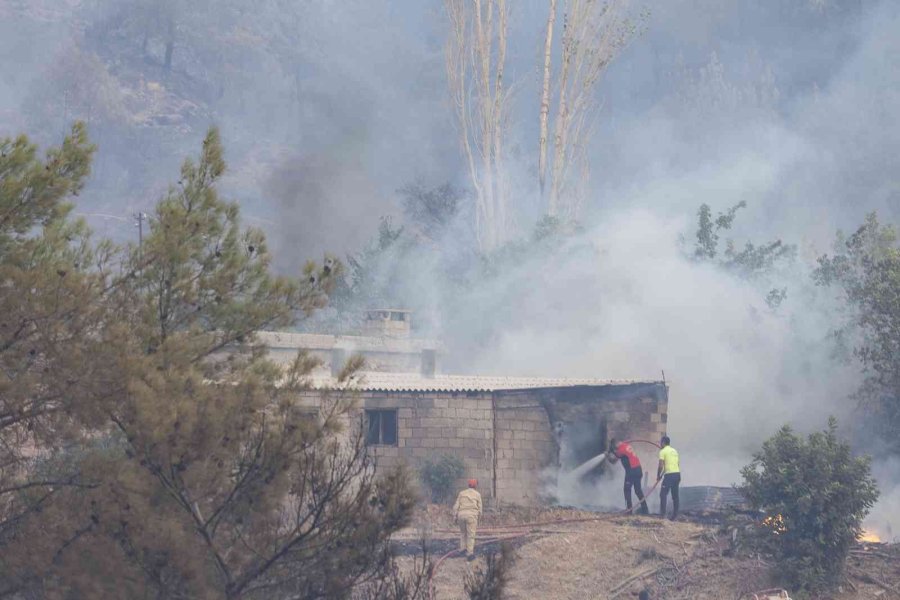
[393,504,900,600]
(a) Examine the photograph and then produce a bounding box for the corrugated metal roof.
[312,372,662,392]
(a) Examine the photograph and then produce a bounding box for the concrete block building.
[260,311,668,506]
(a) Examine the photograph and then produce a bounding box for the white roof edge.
[256,331,440,352]
[307,372,665,392]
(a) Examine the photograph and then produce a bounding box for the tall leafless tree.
[444,0,510,252]
[540,0,636,219]
[538,0,558,200]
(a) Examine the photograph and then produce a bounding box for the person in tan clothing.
[453,478,482,561]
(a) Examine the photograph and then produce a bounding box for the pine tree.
[1,127,425,599]
[0,122,113,543]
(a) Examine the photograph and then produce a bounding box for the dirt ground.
[395,505,900,600]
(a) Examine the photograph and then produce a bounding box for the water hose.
[427,439,664,598]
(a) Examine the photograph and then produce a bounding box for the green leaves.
[420,453,466,503]
[739,418,879,593]
[127,127,336,367]
[1,125,412,599]
[0,122,95,242]
[814,213,900,447]
[692,201,796,277]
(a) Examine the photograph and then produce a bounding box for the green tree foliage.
[399,181,464,241]
[320,216,411,334]
[324,181,474,335]
[477,215,584,280]
[0,126,425,599]
[692,202,795,308]
[88,0,214,73]
[343,180,468,305]
[420,453,466,503]
[739,419,879,594]
[0,122,94,240]
[813,213,900,446]
[0,122,114,533]
[343,216,407,308]
[324,188,583,349]
[693,201,795,277]
[694,201,745,260]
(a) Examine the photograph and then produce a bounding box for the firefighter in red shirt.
[606,438,649,515]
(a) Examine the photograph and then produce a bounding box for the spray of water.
[551,453,610,509]
[567,453,608,481]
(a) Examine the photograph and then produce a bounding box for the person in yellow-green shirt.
[656,436,681,521]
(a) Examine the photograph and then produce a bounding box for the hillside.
[400,506,900,600]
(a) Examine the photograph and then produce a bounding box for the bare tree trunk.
[444,0,509,251]
[474,0,496,248]
[164,13,175,72]
[445,0,483,247]
[492,0,509,245]
[548,0,574,217]
[546,0,635,220]
[164,41,174,71]
[538,0,558,199]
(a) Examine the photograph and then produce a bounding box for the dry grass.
[397,505,899,600]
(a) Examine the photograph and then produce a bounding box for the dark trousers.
[660,472,681,519]
[624,466,649,514]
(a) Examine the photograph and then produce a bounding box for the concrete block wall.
[493,393,557,505]
[300,382,668,507]
[268,349,422,375]
[268,348,331,369]
[360,391,495,500]
[602,392,668,472]
[493,384,668,506]
[353,351,423,374]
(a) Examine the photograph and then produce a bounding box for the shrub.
[464,543,514,600]
[739,418,879,594]
[420,453,466,503]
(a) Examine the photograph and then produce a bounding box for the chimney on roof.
[331,348,347,377]
[362,309,411,338]
[420,349,436,378]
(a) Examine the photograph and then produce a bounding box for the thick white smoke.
[473,210,855,472]
[424,0,900,538]
[3,0,898,540]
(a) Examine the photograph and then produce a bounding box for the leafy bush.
[420,453,466,503]
[739,418,879,594]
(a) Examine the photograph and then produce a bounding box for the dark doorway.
[557,417,608,483]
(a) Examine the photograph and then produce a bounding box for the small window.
[365,409,398,446]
